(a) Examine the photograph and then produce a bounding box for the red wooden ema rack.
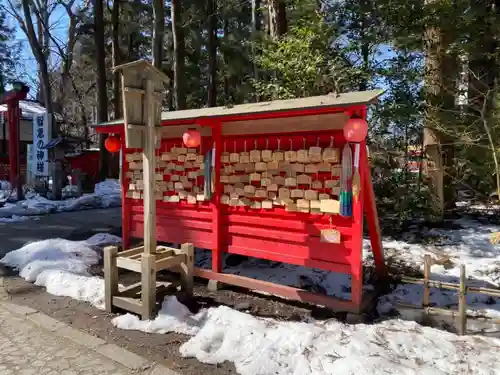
[93,90,387,314]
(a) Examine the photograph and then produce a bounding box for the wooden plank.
[159,90,384,123]
[155,249,175,260]
[119,281,177,298]
[458,264,467,335]
[118,246,144,258]
[124,86,164,98]
[400,276,459,290]
[397,302,460,317]
[180,243,194,295]
[221,113,347,136]
[143,78,157,255]
[155,254,185,272]
[402,274,500,297]
[141,253,156,320]
[118,282,143,298]
[194,268,360,313]
[104,246,119,313]
[468,286,500,297]
[157,246,178,254]
[116,257,142,273]
[113,296,143,315]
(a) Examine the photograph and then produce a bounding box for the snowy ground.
[1,216,500,374]
[0,179,121,223]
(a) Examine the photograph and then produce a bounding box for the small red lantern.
[343,116,368,143]
[183,128,201,148]
[105,135,121,153]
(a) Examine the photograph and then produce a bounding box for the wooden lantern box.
[94,69,387,316]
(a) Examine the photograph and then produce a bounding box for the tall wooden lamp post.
[103,60,196,320]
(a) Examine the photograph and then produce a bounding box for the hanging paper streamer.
[204,148,213,200]
[352,144,361,202]
[340,144,352,217]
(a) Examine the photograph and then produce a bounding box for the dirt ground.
[1,268,347,375]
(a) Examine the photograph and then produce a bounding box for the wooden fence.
[396,254,500,335]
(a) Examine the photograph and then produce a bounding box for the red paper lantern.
[344,117,368,143]
[183,128,201,148]
[105,135,121,153]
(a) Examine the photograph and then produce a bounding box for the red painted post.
[211,122,222,273]
[6,101,21,199]
[350,139,365,309]
[363,157,386,279]
[120,133,131,249]
[2,84,29,200]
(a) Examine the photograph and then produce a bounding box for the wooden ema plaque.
[320,228,341,244]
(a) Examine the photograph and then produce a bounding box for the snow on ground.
[191,216,500,321]
[2,217,500,374]
[113,296,500,375]
[375,217,500,320]
[0,233,121,309]
[0,179,121,223]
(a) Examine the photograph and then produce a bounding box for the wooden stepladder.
[103,60,194,320]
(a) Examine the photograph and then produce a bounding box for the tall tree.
[268,0,287,38]
[93,0,109,180]
[171,0,186,109]
[152,0,165,69]
[251,0,261,97]
[207,0,217,107]
[422,0,459,218]
[111,0,122,119]
[6,0,55,116]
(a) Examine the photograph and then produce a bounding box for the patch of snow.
[113,296,500,375]
[0,233,121,308]
[0,179,122,221]
[114,297,201,335]
[191,216,500,321]
[373,218,500,318]
[0,215,36,223]
[35,270,106,309]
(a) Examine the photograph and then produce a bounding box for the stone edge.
[0,300,180,375]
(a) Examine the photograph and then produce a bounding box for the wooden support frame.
[104,243,194,320]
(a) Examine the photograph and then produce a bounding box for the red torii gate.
[0,82,30,200]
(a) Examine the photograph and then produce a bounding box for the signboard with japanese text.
[26,144,33,183]
[32,112,51,176]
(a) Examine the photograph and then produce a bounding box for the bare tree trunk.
[94,0,109,180]
[207,0,217,107]
[268,0,287,38]
[171,0,186,110]
[423,0,457,219]
[152,0,165,70]
[223,19,230,103]
[358,0,369,91]
[20,0,54,117]
[112,0,121,119]
[251,0,260,101]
